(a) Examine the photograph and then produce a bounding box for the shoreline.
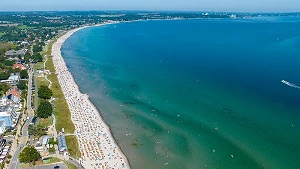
[51,23,131,169]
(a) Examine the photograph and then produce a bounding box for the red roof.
[6,86,21,99]
[12,64,24,70]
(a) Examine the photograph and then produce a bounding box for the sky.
[1,0,300,12]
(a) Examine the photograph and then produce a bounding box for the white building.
[0,121,6,135]
[0,106,19,129]
[0,73,20,85]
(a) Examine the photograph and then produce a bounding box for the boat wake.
[281,80,300,89]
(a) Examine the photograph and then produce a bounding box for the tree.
[18,146,41,164]
[0,72,10,80]
[17,80,27,90]
[37,100,53,118]
[38,85,52,100]
[21,90,27,99]
[24,51,31,63]
[0,83,10,94]
[4,60,14,66]
[28,125,47,137]
[31,53,43,62]
[20,70,28,79]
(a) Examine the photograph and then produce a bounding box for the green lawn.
[39,116,53,127]
[37,77,50,88]
[63,161,78,169]
[65,136,81,159]
[41,38,80,159]
[43,40,75,134]
[20,157,62,168]
[18,25,36,29]
[34,62,44,71]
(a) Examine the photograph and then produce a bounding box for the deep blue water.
[62,18,300,169]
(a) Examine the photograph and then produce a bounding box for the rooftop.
[57,135,67,152]
[0,106,9,113]
[6,86,21,99]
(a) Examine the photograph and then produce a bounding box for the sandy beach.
[51,24,130,169]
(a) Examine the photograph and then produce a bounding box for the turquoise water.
[62,18,300,169]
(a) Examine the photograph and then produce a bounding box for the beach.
[51,25,130,169]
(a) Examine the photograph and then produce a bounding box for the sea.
[61,17,300,169]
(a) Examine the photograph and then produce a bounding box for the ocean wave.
[281,80,300,89]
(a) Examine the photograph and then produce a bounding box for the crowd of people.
[51,28,130,169]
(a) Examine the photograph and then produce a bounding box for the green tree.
[0,72,10,80]
[17,80,27,90]
[37,100,53,118]
[4,60,14,66]
[18,146,41,164]
[38,85,52,100]
[28,125,47,137]
[0,83,10,94]
[20,70,28,79]
[31,53,43,62]
[24,51,31,63]
[21,90,27,99]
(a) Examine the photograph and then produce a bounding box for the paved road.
[34,70,38,110]
[9,63,35,169]
[9,143,25,169]
[24,162,68,169]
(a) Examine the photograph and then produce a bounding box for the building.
[0,121,5,135]
[8,73,20,84]
[6,86,22,105]
[57,135,67,152]
[12,63,25,70]
[35,141,44,152]
[42,135,50,146]
[0,96,7,107]
[0,138,7,164]
[5,49,26,57]
[0,106,19,128]
[0,73,21,85]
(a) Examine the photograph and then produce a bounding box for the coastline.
[51,24,131,169]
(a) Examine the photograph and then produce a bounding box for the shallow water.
[62,18,300,169]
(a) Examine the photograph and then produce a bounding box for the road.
[34,70,38,110]
[24,162,68,169]
[9,63,35,169]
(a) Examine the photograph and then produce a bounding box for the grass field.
[34,37,80,159]
[65,135,81,159]
[41,40,75,134]
[20,157,62,168]
[36,77,50,88]
[42,39,80,159]
[39,116,53,127]
[18,25,36,29]
[64,160,79,169]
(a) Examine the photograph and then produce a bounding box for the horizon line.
[0,9,300,14]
